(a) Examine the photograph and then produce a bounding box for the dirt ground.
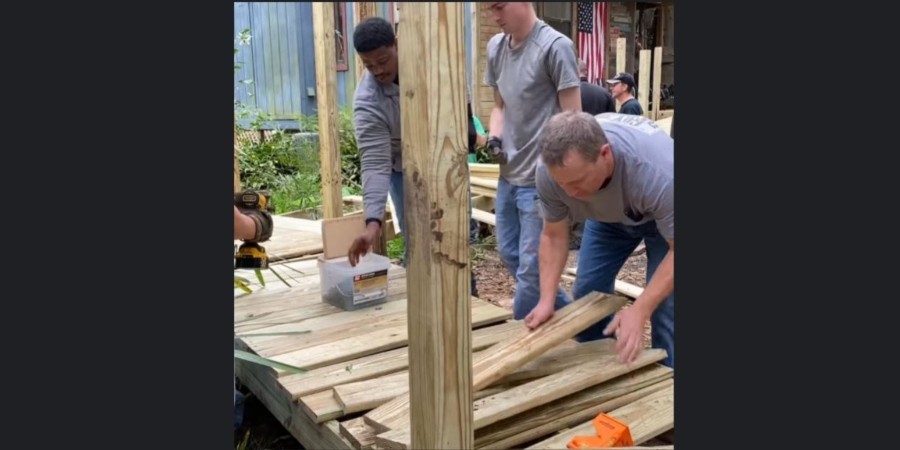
[235,246,668,449]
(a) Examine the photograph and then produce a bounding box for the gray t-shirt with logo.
[536,113,675,241]
[484,20,581,187]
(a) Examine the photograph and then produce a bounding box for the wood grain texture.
[264,299,509,373]
[335,339,581,415]
[475,367,673,449]
[471,292,628,391]
[638,49,651,117]
[398,3,473,449]
[652,46,663,120]
[311,2,343,218]
[364,292,627,435]
[280,320,521,399]
[526,381,675,449]
[298,389,344,423]
[472,349,667,430]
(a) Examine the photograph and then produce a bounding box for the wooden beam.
[355,2,378,82]
[233,117,241,192]
[398,3,473,449]
[475,365,673,449]
[638,49,651,118]
[471,292,628,391]
[526,382,675,449]
[652,46,663,120]
[312,2,344,219]
[615,37,627,112]
[364,292,629,436]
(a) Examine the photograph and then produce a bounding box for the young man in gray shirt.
[528,111,675,369]
[483,2,582,321]
[347,17,480,295]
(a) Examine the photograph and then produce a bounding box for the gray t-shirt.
[484,20,581,187]
[536,113,675,241]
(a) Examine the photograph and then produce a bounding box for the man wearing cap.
[525,111,675,369]
[607,72,644,116]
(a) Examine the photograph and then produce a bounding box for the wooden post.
[615,37,626,112]
[398,3,473,449]
[355,2,378,81]
[233,118,241,193]
[652,46,663,120]
[638,49,651,117]
[312,2,343,219]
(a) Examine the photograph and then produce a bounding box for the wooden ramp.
[234,258,513,450]
[234,260,674,450]
[234,215,324,263]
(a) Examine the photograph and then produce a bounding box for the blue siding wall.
[235,2,474,129]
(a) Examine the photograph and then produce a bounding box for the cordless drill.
[234,189,275,270]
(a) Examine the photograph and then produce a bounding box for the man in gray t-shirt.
[483,2,582,321]
[530,111,675,369]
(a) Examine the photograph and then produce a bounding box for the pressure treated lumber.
[280,320,522,399]
[398,3,473,448]
[471,292,628,391]
[335,339,585,414]
[265,299,509,373]
[475,367,673,449]
[379,350,669,449]
[526,382,675,449]
[472,349,667,429]
[364,292,627,433]
[311,2,342,218]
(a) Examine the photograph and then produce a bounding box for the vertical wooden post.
[355,2,378,81]
[652,46,663,120]
[615,37,627,112]
[313,2,344,219]
[233,118,241,193]
[398,3,473,449]
[638,49,651,117]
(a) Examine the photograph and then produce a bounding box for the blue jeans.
[572,219,675,368]
[496,178,570,320]
[390,171,479,294]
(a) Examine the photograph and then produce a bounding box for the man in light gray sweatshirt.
[347,17,479,296]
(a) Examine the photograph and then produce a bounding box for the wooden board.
[471,292,628,391]
[398,3,473,448]
[234,253,510,450]
[311,2,343,218]
[475,366,673,449]
[334,339,582,415]
[321,214,366,259]
[652,46,663,120]
[564,267,645,299]
[364,292,628,435]
[526,382,675,449]
[264,299,511,372]
[472,208,496,226]
[472,350,667,430]
[638,49,651,116]
[280,320,523,399]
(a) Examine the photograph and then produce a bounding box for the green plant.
[387,236,405,261]
[297,108,362,191]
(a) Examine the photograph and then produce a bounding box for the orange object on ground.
[566,413,634,448]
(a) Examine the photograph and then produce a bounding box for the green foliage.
[387,236,405,261]
[296,108,362,190]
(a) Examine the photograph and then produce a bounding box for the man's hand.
[348,222,381,266]
[524,301,555,329]
[603,303,651,364]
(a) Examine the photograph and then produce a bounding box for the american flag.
[577,2,608,84]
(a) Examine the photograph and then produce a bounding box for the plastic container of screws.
[318,253,391,311]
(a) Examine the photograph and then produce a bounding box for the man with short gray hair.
[525,111,675,369]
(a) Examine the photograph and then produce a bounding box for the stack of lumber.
[333,291,675,450]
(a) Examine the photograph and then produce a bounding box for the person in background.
[607,72,643,115]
